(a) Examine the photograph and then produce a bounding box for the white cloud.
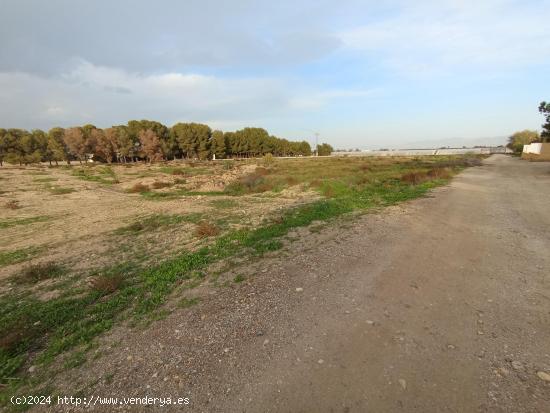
[340,0,550,75]
[0,61,372,130]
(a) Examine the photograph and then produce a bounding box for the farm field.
[0,155,481,406]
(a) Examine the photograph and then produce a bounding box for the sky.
[1,0,549,149]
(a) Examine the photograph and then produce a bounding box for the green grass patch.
[210,199,239,209]
[114,213,204,234]
[0,216,50,229]
[33,177,58,183]
[72,166,118,185]
[12,262,66,285]
[45,185,75,195]
[177,297,200,308]
[0,246,41,267]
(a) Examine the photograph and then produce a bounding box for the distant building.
[522,143,550,161]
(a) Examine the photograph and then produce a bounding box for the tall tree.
[211,130,226,159]
[317,143,334,156]
[539,101,550,141]
[507,130,540,153]
[48,127,70,164]
[139,129,164,163]
[172,123,211,159]
[0,128,6,166]
[92,128,115,163]
[63,127,87,163]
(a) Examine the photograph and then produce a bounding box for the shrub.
[400,171,428,185]
[285,176,298,186]
[90,274,123,295]
[151,181,173,189]
[5,200,20,209]
[427,167,452,179]
[15,262,65,284]
[194,221,220,238]
[255,166,270,176]
[127,182,149,193]
[262,153,275,166]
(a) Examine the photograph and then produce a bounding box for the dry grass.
[151,181,173,189]
[14,262,65,284]
[0,321,34,352]
[194,221,220,238]
[427,167,452,179]
[127,182,150,193]
[90,274,124,295]
[400,171,429,185]
[5,200,20,209]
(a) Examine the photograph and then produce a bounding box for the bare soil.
[0,161,317,284]
[32,155,549,412]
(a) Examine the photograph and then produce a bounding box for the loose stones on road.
[536,371,550,382]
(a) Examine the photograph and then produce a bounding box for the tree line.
[0,120,333,165]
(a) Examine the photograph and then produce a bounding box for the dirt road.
[51,155,550,412]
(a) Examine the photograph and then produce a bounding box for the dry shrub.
[15,262,64,284]
[90,274,123,295]
[355,175,371,185]
[427,167,452,179]
[359,164,372,172]
[255,166,270,176]
[128,182,149,193]
[0,321,34,352]
[240,173,264,189]
[323,185,336,198]
[262,153,275,166]
[151,181,173,189]
[309,179,322,188]
[400,171,428,185]
[170,168,186,175]
[5,200,20,209]
[194,221,220,238]
[464,157,483,166]
[285,176,298,186]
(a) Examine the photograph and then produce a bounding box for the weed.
[400,171,428,185]
[177,297,200,308]
[114,213,199,234]
[159,166,186,175]
[222,161,234,170]
[0,216,50,229]
[233,274,245,283]
[72,166,118,184]
[90,274,124,295]
[210,199,238,209]
[262,153,275,166]
[13,262,65,284]
[151,181,173,189]
[4,200,20,209]
[195,221,220,238]
[127,182,149,193]
[46,185,75,195]
[0,247,41,267]
[33,177,58,183]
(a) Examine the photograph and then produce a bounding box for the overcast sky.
[1,0,549,148]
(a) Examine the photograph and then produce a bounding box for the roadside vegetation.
[0,154,483,409]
